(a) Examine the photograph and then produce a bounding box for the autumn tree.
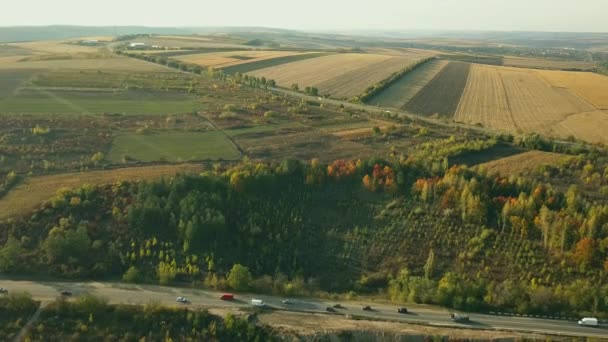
[573,237,596,266]
[227,264,252,291]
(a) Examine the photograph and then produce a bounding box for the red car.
[220,294,234,300]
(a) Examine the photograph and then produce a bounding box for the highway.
[1,279,606,339]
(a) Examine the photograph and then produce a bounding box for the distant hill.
[0,25,296,43]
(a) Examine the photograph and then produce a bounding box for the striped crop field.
[174,50,315,69]
[365,59,448,108]
[248,53,422,99]
[503,56,596,71]
[537,70,608,109]
[403,62,471,116]
[453,64,607,143]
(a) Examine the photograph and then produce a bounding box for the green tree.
[122,266,141,283]
[226,264,252,291]
[290,83,299,92]
[43,225,91,264]
[0,235,21,272]
[424,249,435,279]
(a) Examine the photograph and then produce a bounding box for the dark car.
[362,305,372,311]
[60,290,72,296]
[397,307,408,314]
[326,307,336,312]
[332,304,344,309]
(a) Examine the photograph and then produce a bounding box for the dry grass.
[0,56,174,72]
[258,311,539,340]
[503,56,596,71]
[537,70,608,109]
[249,53,419,99]
[547,110,608,144]
[501,68,595,132]
[455,65,597,141]
[0,164,204,219]
[477,151,565,176]
[175,50,309,69]
[7,41,99,54]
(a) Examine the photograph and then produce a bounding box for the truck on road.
[578,317,599,327]
[220,294,234,300]
[251,299,266,307]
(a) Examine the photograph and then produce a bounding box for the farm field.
[477,150,565,176]
[0,69,37,98]
[503,56,596,71]
[365,47,437,58]
[0,90,199,115]
[0,44,32,56]
[547,110,608,144]
[249,53,421,99]
[7,40,99,54]
[0,55,174,72]
[225,122,306,137]
[126,36,249,49]
[0,164,205,220]
[365,59,448,108]
[174,50,316,69]
[454,64,599,141]
[404,61,470,116]
[231,124,375,161]
[107,131,241,163]
[537,70,608,109]
[221,52,328,74]
[0,68,202,116]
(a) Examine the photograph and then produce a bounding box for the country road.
[1,280,606,339]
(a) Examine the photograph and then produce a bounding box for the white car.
[578,317,599,326]
[176,296,188,303]
[282,299,292,304]
[0,288,7,293]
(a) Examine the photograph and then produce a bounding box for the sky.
[2,0,607,32]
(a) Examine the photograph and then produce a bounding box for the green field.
[0,94,199,115]
[107,131,241,162]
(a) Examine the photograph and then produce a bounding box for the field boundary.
[497,71,520,132]
[222,52,329,74]
[355,57,434,103]
[198,114,245,158]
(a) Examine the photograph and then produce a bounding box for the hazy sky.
[2,0,607,32]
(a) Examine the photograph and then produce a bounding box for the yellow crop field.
[455,64,516,131]
[537,70,608,109]
[477,151,565,176]
[503,56,596,71]
[8,40,99,54]
[547,110,608,144]
[0,164,204,219]
[365,48,437,58]
[455,64,597,142]
[175,50,308,68]
[0,56,174,72]
[249,53,420,99]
